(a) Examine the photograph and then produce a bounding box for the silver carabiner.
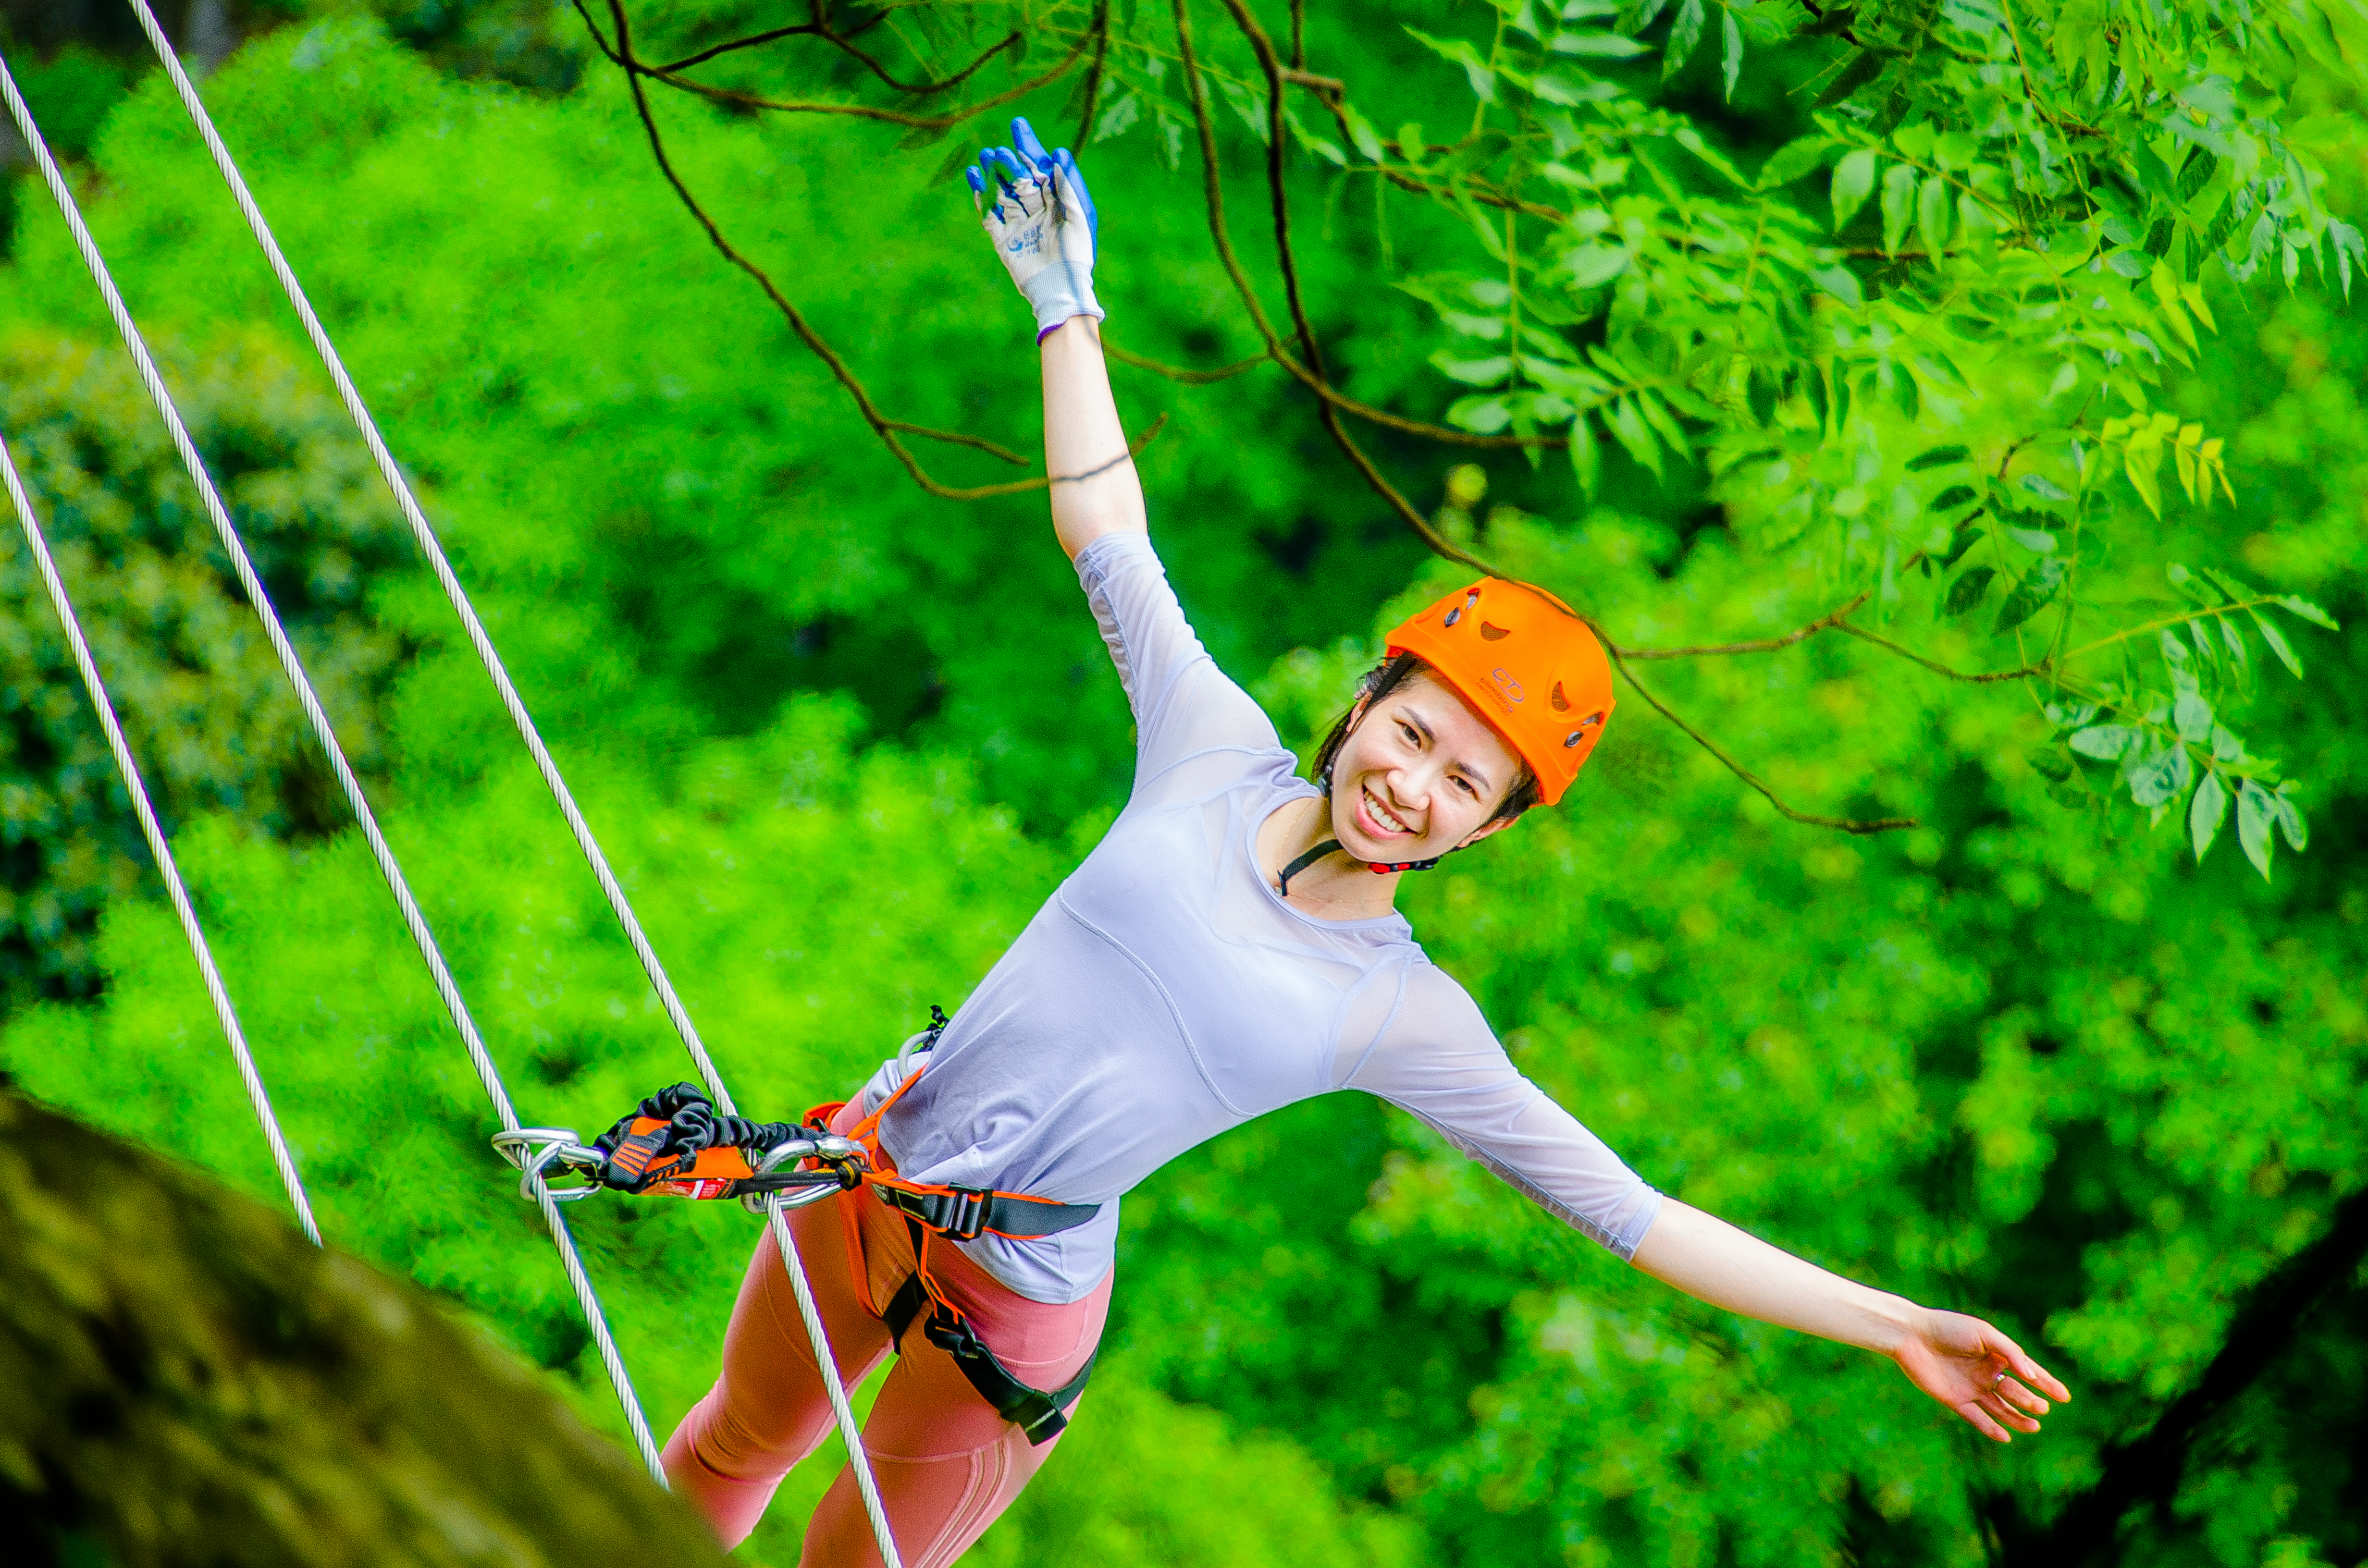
[490,1127,607,1203]
[739,1135,870,1215]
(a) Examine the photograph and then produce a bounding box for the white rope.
[124,1,740,1120]
[0,427,323,1250]
[125,12,905,1559]
[0,45,665,1487]
[765,1201,904,1565]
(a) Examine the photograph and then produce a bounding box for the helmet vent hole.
[1480,622,1512,640]
[1550,681,1570,711]
[1565,731,1582,747]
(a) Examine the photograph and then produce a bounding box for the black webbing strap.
[882,1234,1097,1446]
[874,1182,1101,1242]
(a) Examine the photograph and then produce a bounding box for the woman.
[659,119,2071,1565]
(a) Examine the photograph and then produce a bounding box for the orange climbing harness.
[520,1009,1102,1443]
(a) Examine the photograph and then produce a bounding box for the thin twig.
[599,0,1103,500]
[1621,592,1871,658]
[1104,338,1272,383]
[1836,624,2048,683]
[1168,0,1562,452]
[1608,654,1919,833]
[640,36,1088,129]
[652,23,823,74]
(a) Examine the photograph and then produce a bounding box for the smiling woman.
[653,116,2075,1568]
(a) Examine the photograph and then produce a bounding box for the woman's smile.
[1356,783,1418,840]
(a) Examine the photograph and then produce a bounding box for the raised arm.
[1040,320,1146,558]
[967,119,1146,560]
[1632,1198,2073,1442]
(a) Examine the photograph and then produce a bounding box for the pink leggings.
[661,1154,1110,1564]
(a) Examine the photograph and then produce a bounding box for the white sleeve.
[1339,961,1661,1259]
[1073,532,1282,790]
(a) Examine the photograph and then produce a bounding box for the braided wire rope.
[125,11,906,1558]
[0,46,665,1485]
[121,15,905,1552]
[0,428,323,1249]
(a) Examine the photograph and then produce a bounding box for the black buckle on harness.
[918,1184,993,1241]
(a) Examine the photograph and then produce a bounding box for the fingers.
[1978,1381,2044,1434]
[1954,1399,2015,1444]
[1987,1328,2073,1403]
[1051,147,1098,242]
[1012,115,1053,171]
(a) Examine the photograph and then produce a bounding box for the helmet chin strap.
[1281,776,1442,896]
[1277,838,1442,897]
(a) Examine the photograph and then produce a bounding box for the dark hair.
[1311,652,1542,829]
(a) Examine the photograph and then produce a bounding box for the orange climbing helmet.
[1383,577,1616,807]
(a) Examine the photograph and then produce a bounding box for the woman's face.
[1327,667,1524,864]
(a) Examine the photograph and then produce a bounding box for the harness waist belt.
[874,1182,1101,1243]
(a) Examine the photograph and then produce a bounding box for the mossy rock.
[0,1089,721,1567]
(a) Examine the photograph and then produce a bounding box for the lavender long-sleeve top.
[863,531,1661,1303]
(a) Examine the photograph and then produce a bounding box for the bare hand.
[1891,1308,2072,1442]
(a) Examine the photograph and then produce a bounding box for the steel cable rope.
[121,14,904,1557]
[0,428,323,1249]
[0,49,666,1485]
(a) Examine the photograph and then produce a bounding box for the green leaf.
[1720,6,1743,100]
[1806,263,1862,306]
[2020,473,2071,501]
[2236,777,2277,879]
[1907,445,1970,471]
[1831,147,1877,229]
[1880,161,1919,256]
[1448,395,1512,433]
[2173,689,2213,742]
[1673,127,1746,186]
[1569,410,1602,500]
[1930,484,1979,513]
[2218,615,2252,679]
[2188,768,2228,862]
[2069,724,2137,760]
[1916,172,1952,256]
[2127,742,2193,808]
[1943,566,1995,616]
[2274,594,2339,630]
[1406,27,1498,101]
[2245,606,2303,677]
[1607,397,1664,478]
[1338,101,1385,162]
[1434,354,1514,385]
[1992,558,2066,634]
[1664,0,1706,78]
[1761,135,1836,190]
[1566,242,1631,286]
[2273,785,2308,851]
[1552,31,1653,57]
[2003,527,2057,554]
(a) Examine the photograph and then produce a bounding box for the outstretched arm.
[1041,318,1146,559]
[1631,1198,2072,1442]
[966,118,1145,560]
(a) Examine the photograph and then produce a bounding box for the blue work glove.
[965,117,1102,341]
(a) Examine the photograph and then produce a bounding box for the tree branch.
[1608,654,1918,833]
[595,0,1145,501]
[1621,593,1872,659]
[1835,623,2048,683]
[1167,0,1567,455]
[1103,338,1272,384]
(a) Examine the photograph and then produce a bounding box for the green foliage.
[0,9,2362,1568]
[0,327,410,996]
